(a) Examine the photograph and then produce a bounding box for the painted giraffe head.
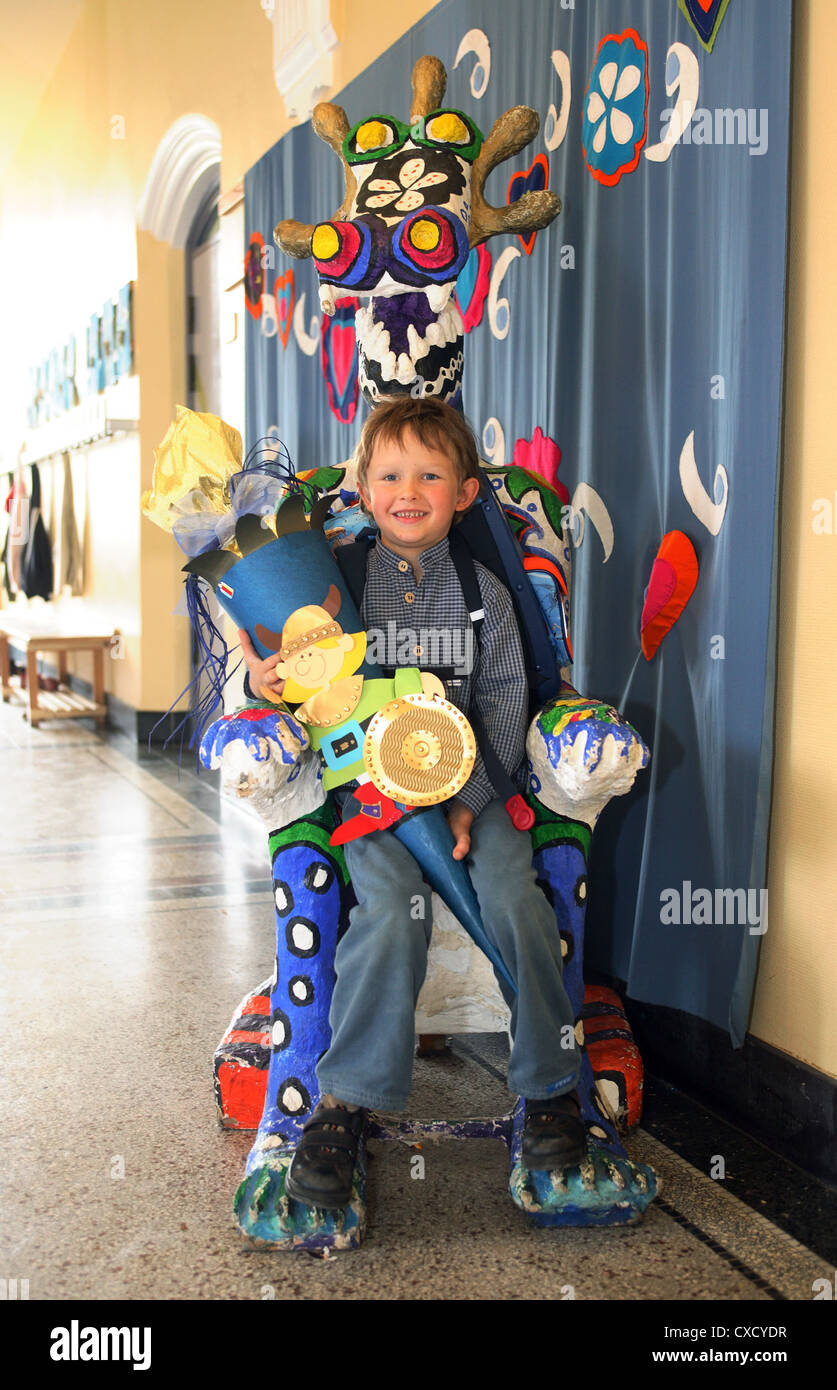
[275,55,560,406]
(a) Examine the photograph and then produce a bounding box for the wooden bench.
[0,610,120,726]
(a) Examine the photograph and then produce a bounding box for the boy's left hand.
[446,800,475,861]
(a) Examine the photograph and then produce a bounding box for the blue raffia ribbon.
[148,573,242,763]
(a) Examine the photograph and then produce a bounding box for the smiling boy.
[240,396,584,1209]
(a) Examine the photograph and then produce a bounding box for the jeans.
[316,797,581,1110]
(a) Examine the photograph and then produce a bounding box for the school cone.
[391,806,517,993]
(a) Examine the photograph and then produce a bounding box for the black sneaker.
[521,1092,586,1171]
[285,1105,366,1209]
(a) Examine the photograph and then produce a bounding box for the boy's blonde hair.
[355,396,480,498]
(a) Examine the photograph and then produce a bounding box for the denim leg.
[316,825,432,1111]
[466,800,580,1100]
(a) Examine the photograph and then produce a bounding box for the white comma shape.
[567,483,614,563]
[644,43,700,164]
[293,292,320,356]
[481,416,506,467]
[544,50,571,152]
[453,27,491,99]
[679,429,728,535]
[487,246,520,341]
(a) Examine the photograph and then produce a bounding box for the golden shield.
[363,694,476,806]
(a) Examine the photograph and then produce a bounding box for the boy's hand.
[238,629,286,701]
[446,799,475,861]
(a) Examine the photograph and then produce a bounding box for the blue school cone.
[391,806,516,993]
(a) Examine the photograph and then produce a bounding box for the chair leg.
[0,633,10,701]
[25,648,40,724]
[416,1033,450,1057]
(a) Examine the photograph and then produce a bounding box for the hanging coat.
[60,452,83,594]
[20,463,54,600]
[2,461,28,599]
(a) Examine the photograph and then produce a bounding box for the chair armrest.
[526,691,649,828]
[200,704,326,829]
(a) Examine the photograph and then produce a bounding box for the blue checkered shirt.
[361,535,528,819]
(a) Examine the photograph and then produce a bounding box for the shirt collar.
[373,534,450,573]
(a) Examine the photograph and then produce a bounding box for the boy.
[240,397,584,1208]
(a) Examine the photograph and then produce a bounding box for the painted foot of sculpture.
[509,1100,660,1227]
[233,1135,366,1251]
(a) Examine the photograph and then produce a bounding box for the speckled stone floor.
[1,701,834,1303]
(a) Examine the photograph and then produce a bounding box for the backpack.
[327,465,572,829]
[320,464,572,712]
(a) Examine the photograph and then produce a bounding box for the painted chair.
[201,55,660,1250]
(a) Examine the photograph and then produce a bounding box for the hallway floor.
[1,701,834,1302]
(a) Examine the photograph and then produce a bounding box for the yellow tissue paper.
[142,405,243,532]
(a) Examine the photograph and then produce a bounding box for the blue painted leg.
[508,808,660,1225]
[232,804,368,1250]
[234,1131,367,1251]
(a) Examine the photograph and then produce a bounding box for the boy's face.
[358,427,479,562]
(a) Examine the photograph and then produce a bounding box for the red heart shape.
[640,532,699,660]
[641,558,677,628]
[330,324,356,397]
[273,269,295,349]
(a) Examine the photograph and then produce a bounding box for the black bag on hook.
[20,463,54,601]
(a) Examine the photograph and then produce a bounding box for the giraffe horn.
[274,103,357,259]
[312,102,357,221]
[471,190,562,248]
[469,106,561,247]
[274,218,315,259]
[410,55,447,121]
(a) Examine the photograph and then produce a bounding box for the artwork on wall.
[115,283,133,380]
[678,0,734,53]
[87,312,104,398]
[243,0,791,1044]
[25,282,134,431]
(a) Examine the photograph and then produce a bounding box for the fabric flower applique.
[355,148,466,218]
[512,428,569,505]
[582,28,649,187]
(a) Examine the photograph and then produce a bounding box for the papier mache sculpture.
[144,55,660,1252]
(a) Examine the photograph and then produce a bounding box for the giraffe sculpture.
[202,55,659,1249]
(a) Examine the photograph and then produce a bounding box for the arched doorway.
[138,116,225,738]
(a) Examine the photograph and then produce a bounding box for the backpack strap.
[448,527,533,831]
[334,529,377,612]
[448,526,485,637]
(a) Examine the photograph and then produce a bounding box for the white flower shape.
[586,62,643,153]
[355,148,465,217]
[581,29,649,188]
[366,158,446,211]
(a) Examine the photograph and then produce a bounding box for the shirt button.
[397,560,409,573]
[404,591,414,603]
[414,645,423,657]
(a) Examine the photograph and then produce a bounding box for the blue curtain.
[244,0,792,1044]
